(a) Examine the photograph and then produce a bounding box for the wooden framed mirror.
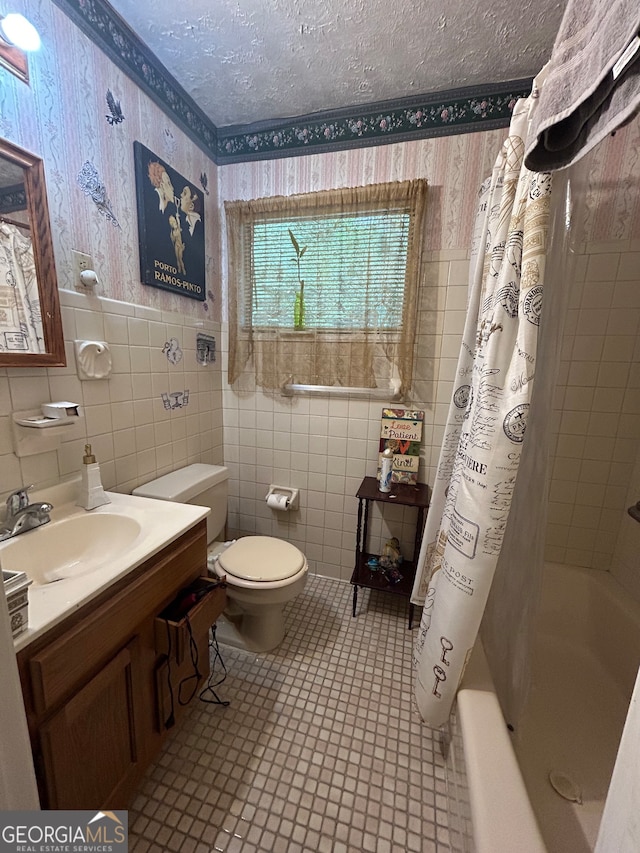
[0,138,65,366]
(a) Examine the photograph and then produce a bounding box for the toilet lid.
[218,536,305,582]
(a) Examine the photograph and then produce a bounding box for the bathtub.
[455,562,640,853]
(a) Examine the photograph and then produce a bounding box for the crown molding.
[53,0,531,165]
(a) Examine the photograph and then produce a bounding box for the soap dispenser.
[77,444,111,510]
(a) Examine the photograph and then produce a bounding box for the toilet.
[133,464,308,652]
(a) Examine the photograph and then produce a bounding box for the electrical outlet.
[72,249,93,287]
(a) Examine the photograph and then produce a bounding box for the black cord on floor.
[177,614,203,706]
[164,618,176,729]
[199,624,230,707]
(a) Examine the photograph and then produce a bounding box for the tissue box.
[41,401,83,421]
[3,569,31,639]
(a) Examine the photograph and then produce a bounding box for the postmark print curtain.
[411,101,552,727]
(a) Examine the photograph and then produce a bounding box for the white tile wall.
[546,240,640,589]
[0,290,223,499]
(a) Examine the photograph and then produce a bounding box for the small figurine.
[379,537,403,570]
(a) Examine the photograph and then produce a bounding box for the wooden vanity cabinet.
[16,520,226,809]
[38,639,142,809]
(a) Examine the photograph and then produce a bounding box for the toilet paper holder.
[266,485,299,511]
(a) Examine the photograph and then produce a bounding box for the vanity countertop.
[1,479,208,652]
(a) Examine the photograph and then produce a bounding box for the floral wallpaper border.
[216,83,531,163]
[53,0,531,165]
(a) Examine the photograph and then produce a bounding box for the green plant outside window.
[249,211,411,330]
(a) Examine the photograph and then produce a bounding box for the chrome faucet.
[0,486,53,541]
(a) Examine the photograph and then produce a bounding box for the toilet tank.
[132,464,229,544]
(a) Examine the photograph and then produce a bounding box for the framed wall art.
[133,141,205,301]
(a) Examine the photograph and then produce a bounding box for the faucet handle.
[6,485,33,515]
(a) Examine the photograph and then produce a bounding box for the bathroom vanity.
[6,484,226,809]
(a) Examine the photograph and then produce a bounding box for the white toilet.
[133,464,308,652]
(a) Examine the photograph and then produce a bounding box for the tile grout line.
[129,574,450,853]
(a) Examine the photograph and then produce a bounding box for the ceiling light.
[0,13,41,51]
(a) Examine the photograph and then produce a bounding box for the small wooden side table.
[350,476,430,628]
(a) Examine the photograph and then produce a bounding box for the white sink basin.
[0,480,210,652]
[0,513,142,585]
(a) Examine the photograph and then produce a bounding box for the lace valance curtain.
[225,179,428,396]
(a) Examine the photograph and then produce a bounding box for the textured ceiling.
[106,0,567,129]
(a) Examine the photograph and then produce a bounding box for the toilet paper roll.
[267,493,290,511]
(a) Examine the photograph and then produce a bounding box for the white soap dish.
[74,340,112,380]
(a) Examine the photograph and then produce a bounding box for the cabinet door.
[39,640,140,809]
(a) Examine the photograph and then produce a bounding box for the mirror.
[0,138,65,366]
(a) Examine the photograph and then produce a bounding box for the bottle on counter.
[379,446,393,493]
[76,443,111,510]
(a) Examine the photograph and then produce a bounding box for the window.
[225,179,427,395]
[250,209,411,330]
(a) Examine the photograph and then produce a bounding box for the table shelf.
[350,476,430,628]
[353,552,416,598]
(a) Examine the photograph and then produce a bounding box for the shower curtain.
[480,167,573,730]
[0,221,44,353]
[411,91,552,728]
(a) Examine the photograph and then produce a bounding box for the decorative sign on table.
[133,141,205,301]
[378,408,424,485]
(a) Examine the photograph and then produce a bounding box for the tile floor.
[129,574,451,852]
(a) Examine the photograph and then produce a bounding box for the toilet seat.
[218,535,305,583]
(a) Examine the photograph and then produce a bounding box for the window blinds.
[248,209,411,329]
